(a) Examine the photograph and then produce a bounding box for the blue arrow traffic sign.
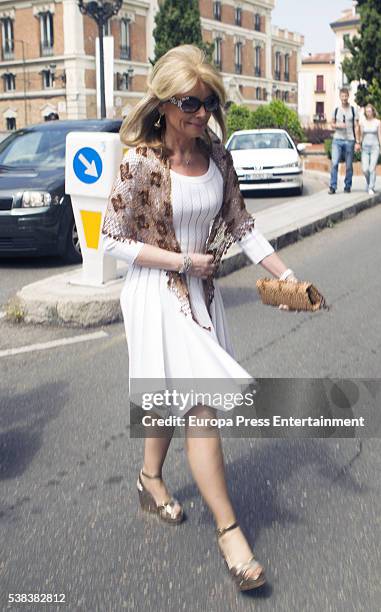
[73,147,103,184]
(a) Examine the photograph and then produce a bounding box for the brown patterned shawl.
[101,128,256,331]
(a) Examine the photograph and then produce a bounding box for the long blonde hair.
[120,45,227,150]
[364,103,378,119]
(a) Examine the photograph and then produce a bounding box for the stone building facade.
[298,52,336,128]
[330,1,360,106]
[298,2,361,128]
[200,0,302,109]
[0,0,303,132]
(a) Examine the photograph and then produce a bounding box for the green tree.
[342,0,381,109]
[225,103,253,136]
[226,100,305,142]
[367,78,381,113]
[152,0,214,64]
[253,101,305,142]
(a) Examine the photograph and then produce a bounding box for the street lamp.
[77,0,123,118]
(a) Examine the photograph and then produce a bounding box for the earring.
[154,112,164,129]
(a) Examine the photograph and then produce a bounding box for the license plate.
[245,172,269,181]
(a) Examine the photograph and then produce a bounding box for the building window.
[284,91,289,102]
[120,18,131,59]
[254,45,261,77]
[235,7,242,26]
[117,71,133,91]
[213,1,221,21]
[214,37,222,69]
[254,13,261,32]
[343,34,351,49]
[41,69,54,88]
[316,102,324,115]
[6,116,16,130]
[2,72,16,92]
[284,54,290,81]
[316,75,325,92]
[1,18,14,60]
[275,51,281,80]
[234,42,242,74]
[39,11,54,56]
[256,87,261,100]
[314,101,325,122]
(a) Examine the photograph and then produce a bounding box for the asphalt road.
[243,172,327,214]
[1,205,380,611]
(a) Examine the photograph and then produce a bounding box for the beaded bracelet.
[178,254,193,274]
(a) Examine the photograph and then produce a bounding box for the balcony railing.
[235,63,242,75]
[313,114,326,122]
[41,43,54,57]
[120,45,131,60]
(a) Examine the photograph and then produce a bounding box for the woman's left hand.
[279,273,298,311]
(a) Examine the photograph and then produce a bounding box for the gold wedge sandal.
[136,469,184,525]
[217,521,266,591]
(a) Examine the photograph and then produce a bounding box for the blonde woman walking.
[359,103,381,195]
[101,45,300,592]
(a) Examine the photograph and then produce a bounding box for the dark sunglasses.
[166,94,220,113]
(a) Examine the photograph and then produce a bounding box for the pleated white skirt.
[120,159,255,417]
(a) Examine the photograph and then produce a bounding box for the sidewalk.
[5,172,381,327]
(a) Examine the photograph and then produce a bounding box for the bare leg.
[140,414,182,516]
[185,404,263,580]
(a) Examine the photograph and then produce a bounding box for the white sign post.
[65,132,123,287]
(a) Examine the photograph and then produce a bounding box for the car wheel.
[63,217,82,264]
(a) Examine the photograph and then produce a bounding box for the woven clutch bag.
[256,278,329,312]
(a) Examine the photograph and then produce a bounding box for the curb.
[4,191,381,328]
[4,269,126,328]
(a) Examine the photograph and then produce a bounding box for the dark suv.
[0,119,122,263]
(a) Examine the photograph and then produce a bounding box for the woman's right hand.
[187,253,216,279]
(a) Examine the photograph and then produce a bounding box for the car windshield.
[0,129,72,169]
[228,132,293,151]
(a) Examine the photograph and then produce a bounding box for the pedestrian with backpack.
[328,87,361,194]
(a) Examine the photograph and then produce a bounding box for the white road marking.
[0,330,109,358]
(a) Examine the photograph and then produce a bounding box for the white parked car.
[225,128,305,195]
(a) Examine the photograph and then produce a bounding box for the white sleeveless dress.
[102,157,274,415]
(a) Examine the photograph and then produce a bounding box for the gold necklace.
[164,134,197,167]
[181,141,197,166]
[184,145,196,166]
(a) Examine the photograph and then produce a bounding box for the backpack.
[334,106,356,140]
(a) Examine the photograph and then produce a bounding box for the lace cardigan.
[101,129,257,331]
